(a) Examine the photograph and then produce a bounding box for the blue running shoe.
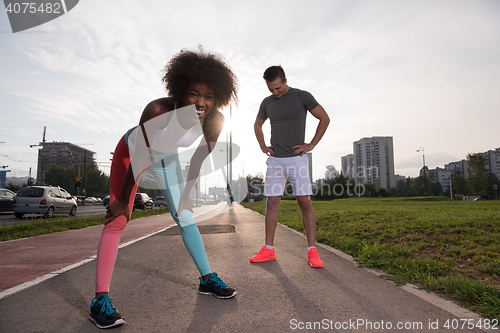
[89,294,125,329]
[199,272,237,299]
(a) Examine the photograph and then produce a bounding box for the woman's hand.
[176,196,193,217]
[105,198,130,224]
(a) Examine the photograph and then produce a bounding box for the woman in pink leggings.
[89,48,238,329]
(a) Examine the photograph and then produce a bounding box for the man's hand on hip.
[293,143,315,156]
[261,145,274,156]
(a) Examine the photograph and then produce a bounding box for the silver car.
[13,186,78,218]
[0,188,16,212]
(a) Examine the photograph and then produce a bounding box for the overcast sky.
[1,0,499,187]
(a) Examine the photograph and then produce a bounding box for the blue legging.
[95,136,210,293]
[149,151,211,276]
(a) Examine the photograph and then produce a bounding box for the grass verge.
[0,208,170,242]
[242,197,500,320]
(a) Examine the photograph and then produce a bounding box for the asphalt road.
[0,203,494,333]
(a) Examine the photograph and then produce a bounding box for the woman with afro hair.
[89,48,238,329]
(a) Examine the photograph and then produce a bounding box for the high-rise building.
[36,142,95,185]
[444,160,468,178]
[341,154,354,179]
[353,136,395,190]
[428,167,452,193]
[445,147,500,180]
[484,148,500,178]
[324,165,338,180]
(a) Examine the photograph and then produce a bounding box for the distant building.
[353,136,395,190]
[443,147,499,180]
[36,142,95,185]
[483,148,500,178]
[395,174,406,183]
[444,160,468,178]
[428,167,452,192]
[341,154,354,179]
[324,165,338,180]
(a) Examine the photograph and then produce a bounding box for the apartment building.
[36,142,95,185]
[428,167,452,192]
[341,154,354,179]
[444,147,500,180]
[353,136,396,190]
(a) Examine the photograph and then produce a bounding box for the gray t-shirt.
[257,87,319,157]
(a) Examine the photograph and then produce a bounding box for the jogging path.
[0,203,493,332]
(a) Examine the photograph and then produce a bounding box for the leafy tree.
[43,162,110,197]
[378,188,391,197]
[44,165,77,194]
[85,165,110,198]
[411,174,432,196]
[486,174,499,198]
[389,187,399,197]
[452,175,468,196]
[246,173,264,186]
[319,173,356,199]
[431,182,443,196]
[466,153,488,195]
[245,173,265,202]
[361,183,378,197]
[396,177,416,197]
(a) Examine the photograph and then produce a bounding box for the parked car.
[85,197,98,204]
[13,186,77,218]
[103,195,110,206]
[134,193,153,210]
[0,188,16,212]
[154,195,167,207]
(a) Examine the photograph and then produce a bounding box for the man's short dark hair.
[263,65,286,83]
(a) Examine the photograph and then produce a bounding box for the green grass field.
[242,197,500,320]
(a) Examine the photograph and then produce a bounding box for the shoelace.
[209,273,227,288]
[95,296,116,316]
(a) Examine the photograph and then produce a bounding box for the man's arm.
[254,116,274,156]
[293,104,330,156]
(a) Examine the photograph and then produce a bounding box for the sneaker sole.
[89,316,125,329]
[249,256,276,263]
[198,290,238,299]
[307,260,323,268]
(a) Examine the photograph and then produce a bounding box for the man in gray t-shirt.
[250,66,330,268]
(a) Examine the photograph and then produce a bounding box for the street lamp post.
[416,146,427,196]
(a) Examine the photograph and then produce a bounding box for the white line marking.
[0,204,226,299]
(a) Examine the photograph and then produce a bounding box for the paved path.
[0,203,492,332]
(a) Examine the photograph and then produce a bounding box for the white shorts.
[264,155,312,197]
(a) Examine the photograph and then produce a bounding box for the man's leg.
[250,196,281,262]
[265,196,282,246]
[296,195,316,247]
[296,195,323,268]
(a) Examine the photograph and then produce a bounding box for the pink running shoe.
[250,246,276,263]
[307,248,323,268]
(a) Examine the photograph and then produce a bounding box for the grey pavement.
[0,203,493,333]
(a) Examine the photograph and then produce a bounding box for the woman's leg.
[95,136,138,294]
[151,154,211,277]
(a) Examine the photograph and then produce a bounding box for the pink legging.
[95,134,212,293]
[95,135,139,293]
